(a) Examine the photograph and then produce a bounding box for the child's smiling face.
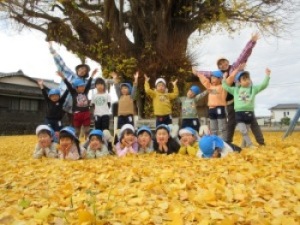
[59,137,73,151]
[89,136,102,150]
[156,129,169,145]
[121,86,129,95]
[186,90,195,98]
[156,83,166,93]
[37,132,52,148]
[49,94,60,102]
[138,131,152,147]
[180,133,195,146]
[211,76,221,85]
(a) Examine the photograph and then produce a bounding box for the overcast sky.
[1,17,300,116]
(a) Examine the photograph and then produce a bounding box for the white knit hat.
[119,124,135,139]
[155,78,166,86]
[36,125,54,137]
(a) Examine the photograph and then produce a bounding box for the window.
[10,98,38,111]
[283,112,286,117]
[287,112,289,115]
[11,98,19,110]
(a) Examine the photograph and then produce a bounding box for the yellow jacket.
[144,81,179,115]
[178,142,199,156]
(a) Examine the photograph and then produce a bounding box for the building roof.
[269,104,300,110]
[0,70,58,89]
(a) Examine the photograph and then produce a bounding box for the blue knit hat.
[137,125,152,137]
[48,89,60,97]
[235,71,250,83]
[60,126,78,141]
[211,70,223,78]
[89,129,103,140]
[72,78,86,88]
[199,135,224,158]
[120,83,132,94]
[189,85,200,95]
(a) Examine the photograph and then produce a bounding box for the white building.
[269,104,300,123]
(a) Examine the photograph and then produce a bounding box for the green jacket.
[222,76,270,112]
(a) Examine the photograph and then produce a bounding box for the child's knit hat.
[89,129,103,141]
[211,70,223,78]
[189,85,200,95]
[36,124,54,137]
[60,126,78,141]
[155,124,170,133]
[119,124,135,139]
[179,127,198,138]
[235,71,250,83]
[72,78,86,88]
[155,78,166,86]
[120,83,132,94]
[48,89,60,97]
[137,126,152,137]
[199,135,224,158]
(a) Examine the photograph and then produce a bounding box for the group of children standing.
[34,32,271,160]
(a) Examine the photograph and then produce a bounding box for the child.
[197,71,227,140]
[91,77,111,131]
[112,72,138,129]
[37,80,69,140]
[198,134,233,158]
[222,68,271,148]
[137,125,154,153]
[153,124,180,154]
[115,124,138,156]
[144,75,179,127]
[33,125,58,159]
[58,126,82,160]
[178,127,199,156]
[49,42,92,125]
[179,85,207,132]
[57,70,97,139]
[83,129,110,159]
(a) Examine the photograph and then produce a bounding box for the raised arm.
[168,79,179,100]
[192,66,212,78]
[49,42,77,81]
[197,73,211,89]
[110,71,121,98]
[230,32,260,73]
[144,74,156,98]
[254,68,271,93]
[226,63,246,85]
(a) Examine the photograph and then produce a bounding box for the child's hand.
[196,73,204,78]
[134,71,139,80]
[251,32,260,42]
[192,67,198,75]
[56,71,65,79]
[91,68,98,77]
[265,68,271,76]
[238,63,246,71]
[171,79,178,86]
[144,74,150,82]
[110,71,117,78]
[37,80,44,88]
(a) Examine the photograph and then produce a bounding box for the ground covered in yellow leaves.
[0,132,299,225]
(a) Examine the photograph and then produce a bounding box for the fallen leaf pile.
[0,132,299,225]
